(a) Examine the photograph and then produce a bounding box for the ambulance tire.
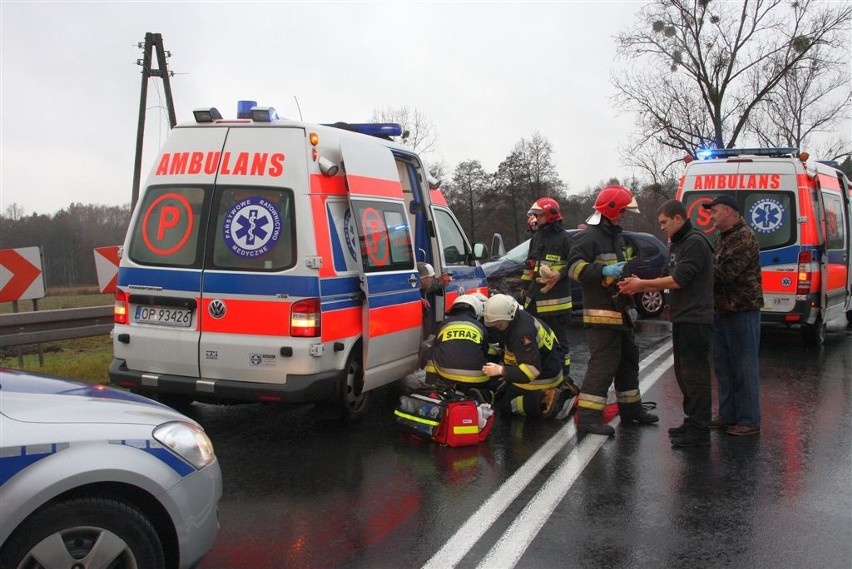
[156,393,195,413]
[846,310,852,325]
[801,317,826,346]
[320,345,371,422]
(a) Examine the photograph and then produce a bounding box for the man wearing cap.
[702,195,763,436]
[566,185,659,436]
[523,197,578,406]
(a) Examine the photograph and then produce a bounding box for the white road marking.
[422,341,673,569]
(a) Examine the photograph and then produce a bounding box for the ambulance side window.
[210,187,296,271]
[127,186,207,268]
[433,208,469,266]
[822,193,845,251]
[350,199,413,273]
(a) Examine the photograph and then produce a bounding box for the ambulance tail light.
[291,299,320,337]
[796,251,813,295]
[114,289,129,325]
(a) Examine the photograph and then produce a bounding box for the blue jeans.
[712,310,761,427]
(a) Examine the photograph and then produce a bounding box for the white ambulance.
[677,147,852,345]
[109,102,489,418]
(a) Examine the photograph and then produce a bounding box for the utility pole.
[131,32,177,210]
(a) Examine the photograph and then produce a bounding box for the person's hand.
[618,276,642,295]
[439,273,451,287]
[601,261,626,279]
[482,363,504,377]
[421,298,430,310]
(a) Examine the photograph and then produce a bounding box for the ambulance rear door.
[814,168,851,324]
[341,137,421,389]
[197,126,306,383]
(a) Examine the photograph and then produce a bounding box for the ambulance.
[677,147,852,345]
[109,101,489,419]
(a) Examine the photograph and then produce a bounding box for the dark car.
[482,229,669,318]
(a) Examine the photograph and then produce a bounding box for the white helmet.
[483,294,519,326]
[451,294,484,319]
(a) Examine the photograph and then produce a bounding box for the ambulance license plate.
[135,306,193,327]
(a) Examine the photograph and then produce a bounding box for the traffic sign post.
[94,246,120,294]
[0,246,45,303]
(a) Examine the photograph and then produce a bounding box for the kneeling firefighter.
[424,295,490,396]
[481,294,574,419]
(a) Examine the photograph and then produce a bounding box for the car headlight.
[153,421,216,469]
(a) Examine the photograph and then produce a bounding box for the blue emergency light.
[348,123,404,137]
[237,100,257,119]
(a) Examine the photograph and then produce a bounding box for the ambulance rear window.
[210,187,296,271]
[127,186,208,268]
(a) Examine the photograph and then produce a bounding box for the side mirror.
[473,242,488,261]
[490,233,505,259]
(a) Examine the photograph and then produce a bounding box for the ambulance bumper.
[109,358,342,404]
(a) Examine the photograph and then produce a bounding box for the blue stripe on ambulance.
[759,245,818,266]
[202,273,319,296]
[119,267,202,291]
[367,289,421,308]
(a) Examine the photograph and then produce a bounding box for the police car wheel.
[634,291,664,318]
[0,496,165,569]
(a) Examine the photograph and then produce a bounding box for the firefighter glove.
[602,261,626,279]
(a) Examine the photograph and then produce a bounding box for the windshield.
[500,240,531,263]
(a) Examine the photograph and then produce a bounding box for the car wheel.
[0,496,165,569]
[634,291,664,318]
[319,344,371,422]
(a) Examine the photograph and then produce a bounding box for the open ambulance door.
[814,171,851,329]
[340,138,422,390]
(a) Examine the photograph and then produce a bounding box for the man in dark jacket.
[620,199,714,447]
[566,185,658,435]
[523,197,578,400]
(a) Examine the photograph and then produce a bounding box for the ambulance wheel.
[156,393,194,413]
[320,346,370,422]
[634,291,664,318]
[801,318,826,346]
[846,310,852,325]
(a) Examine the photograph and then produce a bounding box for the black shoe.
[621,409,659,425]
[670,431,710,447]
[668,422,689,435]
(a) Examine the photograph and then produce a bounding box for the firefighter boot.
[576,407,615,436]
[619,401,659,425]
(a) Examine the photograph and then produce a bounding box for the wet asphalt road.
[187,316,852,569]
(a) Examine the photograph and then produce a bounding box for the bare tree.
[446,160,490,244]
[613,0,852,179]
[3,203,26,221]
[371,105,439,157]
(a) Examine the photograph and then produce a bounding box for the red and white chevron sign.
[0,246,45,303]
[94,246,120,294]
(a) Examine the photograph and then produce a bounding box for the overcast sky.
[1,1,645,217]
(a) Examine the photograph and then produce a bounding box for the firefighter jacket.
[713,217,764,314]
[424,311,489,384]
[522,221,573,316]
[567,220,635,328]
[499,308,564,391]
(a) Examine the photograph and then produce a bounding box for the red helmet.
[588,185,639,224]
[527,197,562,224]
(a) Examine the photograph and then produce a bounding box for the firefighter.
[566,185,658,435]
[424,295,491,399]
[481,294,574,419]
[522,198,578,400]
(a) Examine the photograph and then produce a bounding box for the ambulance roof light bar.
[193,107,223,123]
[323,122,404,139]
[695,147,800,160]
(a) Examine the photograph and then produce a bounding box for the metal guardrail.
[0,306,114,348]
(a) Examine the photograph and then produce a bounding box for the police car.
[0,368,221,569]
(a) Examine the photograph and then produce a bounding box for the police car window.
[742,192,795,250]
[433,208,469,266]
[350,200,413,273]
[127,186,207,268]
[210,188,296,271]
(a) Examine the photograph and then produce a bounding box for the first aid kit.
[395,390,494,447]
